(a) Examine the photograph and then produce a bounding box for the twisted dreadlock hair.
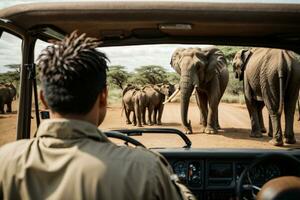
[38,31,108,114]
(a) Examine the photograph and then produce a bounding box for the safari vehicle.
[1,1,300,200]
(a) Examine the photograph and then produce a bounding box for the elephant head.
[154,83,175,100]
[232,49,252,81]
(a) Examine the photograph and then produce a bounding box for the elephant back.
[122,84,137,96]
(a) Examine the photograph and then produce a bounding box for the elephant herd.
[122,83,175,127]
[0,83,16,114]
[161,46,300,146]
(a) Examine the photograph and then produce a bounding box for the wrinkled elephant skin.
[233,48,300,146]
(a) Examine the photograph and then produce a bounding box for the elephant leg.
[125,107,132,124]
[268,115,273,137]
[142,107,147,125]
[205,97,218,134]
[148,106,154,125]
[205,79,222,134]
[195,91,203,125]
[298,97,300,121]
[257,101,266,133]
[197,90,208,133]
[283,85,299,144]
[132,110,137,126]
[262,91,283,145]
[135,102,142,127]
[0,101,4,114]
[268,112,283,146]
[245,99,263,138]
[215,109,221,130]
[153,108,158,124]
[244,78,262,138]
[6,102,12,113]
[157,104,164,125]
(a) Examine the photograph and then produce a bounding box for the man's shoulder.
[0,139,32,162]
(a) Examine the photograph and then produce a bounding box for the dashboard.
[157,148,300,200]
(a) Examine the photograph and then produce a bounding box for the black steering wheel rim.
[104,131,146,148]
[236,153,300,200]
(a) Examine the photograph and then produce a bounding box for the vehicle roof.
[1,1,300,49]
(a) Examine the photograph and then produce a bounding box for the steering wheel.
[104,131,146,148]
[236,153,300,200]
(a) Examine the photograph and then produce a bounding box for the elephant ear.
[170,48,185,74]
[239,49,252,81]
[202,48,223,83]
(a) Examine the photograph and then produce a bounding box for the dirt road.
[1,102,300,149]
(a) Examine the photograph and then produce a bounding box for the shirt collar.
[36,118,110,142]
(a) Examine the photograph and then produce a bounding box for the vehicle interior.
[1,1,300,200]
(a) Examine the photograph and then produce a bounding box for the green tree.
[133,65,168,85]
[219,46,246,64]
[107,65,130,89]
[0,64,20,84]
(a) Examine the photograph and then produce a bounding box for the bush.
[221,93,245,104]
[108,87,122,105]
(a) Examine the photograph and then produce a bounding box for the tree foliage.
[107,65,130,89]
[132,65,168,85]
[219,46,246,64]
[0,64,20,84]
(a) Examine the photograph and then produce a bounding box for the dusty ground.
[1,101,300,149]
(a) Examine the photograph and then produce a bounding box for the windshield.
[1,40,296,149]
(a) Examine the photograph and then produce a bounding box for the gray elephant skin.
[233,48,300,146]
[0,83,17,114]
[297,93,300,121]
[142,84,175,125]
[122,85,148,127]
[170,46,229,134]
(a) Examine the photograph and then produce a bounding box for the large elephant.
[142,83,175,125]
[0,83,17,114]
[232,48,300,146]
[122,85,148,127]
[168,46,229,134]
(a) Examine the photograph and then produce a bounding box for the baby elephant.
[233,48,300,146]
[122,85,148,127]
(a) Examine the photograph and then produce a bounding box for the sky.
[1,0,300,73]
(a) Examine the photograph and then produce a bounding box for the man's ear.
[99,86,108,107]
[39,90,49,109]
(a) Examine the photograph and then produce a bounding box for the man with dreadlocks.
[0,31,194,200]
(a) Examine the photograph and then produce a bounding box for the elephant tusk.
[163,88,180,104]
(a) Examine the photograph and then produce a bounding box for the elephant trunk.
[180,77,194,134]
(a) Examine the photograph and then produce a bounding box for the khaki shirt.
[0,119,195,200]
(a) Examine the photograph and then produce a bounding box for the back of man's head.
[38,31,108,115]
